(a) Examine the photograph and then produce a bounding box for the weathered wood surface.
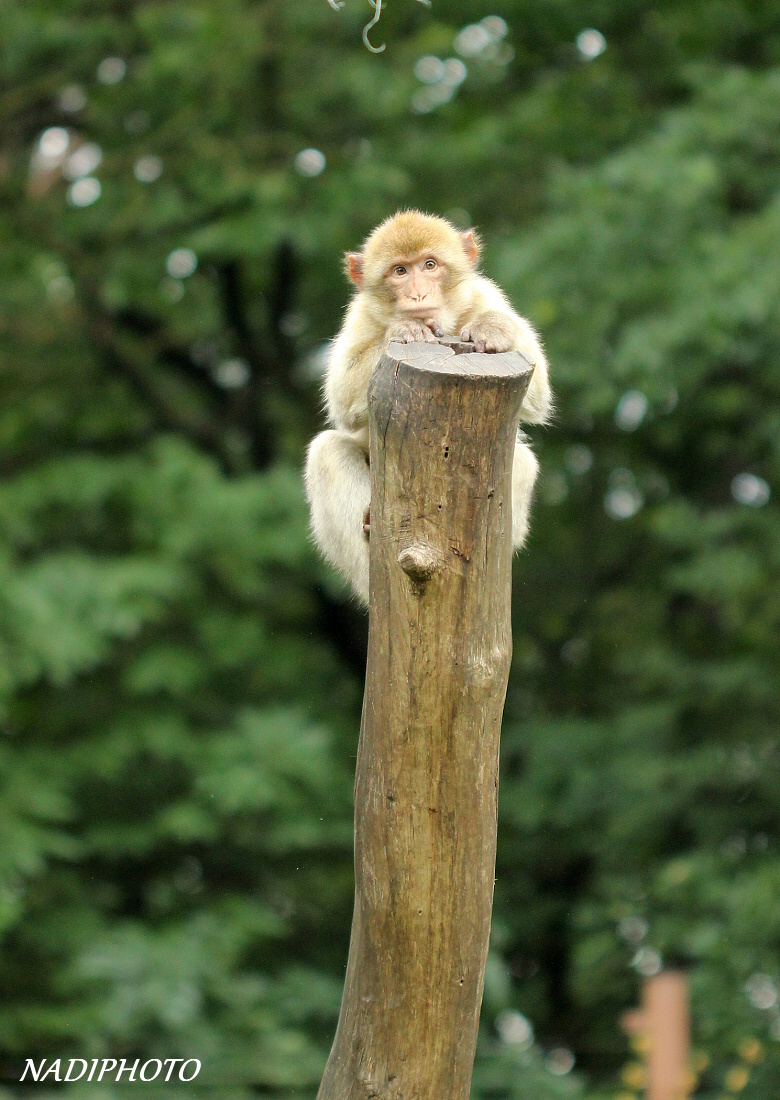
[317,340,534,1100]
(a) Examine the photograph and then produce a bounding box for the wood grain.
[317,340,534,1100]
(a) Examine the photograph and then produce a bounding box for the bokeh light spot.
[414,56,445,83]
[632,947,662,976]
[63,143,103,180]
[615,390,648,431]
[731,472,770,507]
[481,15,508,40]
[57,85,87,113]
[166,249,198,279]
[565,444,593,475]
[745,974,778,1011]
[67,177,101,207]
[495,1010,533,1048]
[546,1048,575,1076]
[97,57,127,84]
[411,84,455,113]
[134,155,163,183]
[618,916,648,944]
[214,359,250,389]
[577,29,607,60]
[454,24,492,57]
[442,58,467,86]
[38,127,70,160]
[295,148,326,177]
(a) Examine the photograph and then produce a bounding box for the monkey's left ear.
[460,229,481,266]
[345,252,364,287]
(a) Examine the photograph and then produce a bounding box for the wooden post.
[317,341,534,1100]
[622,971,691,1100]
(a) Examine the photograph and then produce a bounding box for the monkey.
[304,210,552,605]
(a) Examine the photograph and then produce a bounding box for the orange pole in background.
[646,972,690,1100]
[622,971,691,1100]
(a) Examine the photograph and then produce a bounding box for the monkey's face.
[385,255,447,317]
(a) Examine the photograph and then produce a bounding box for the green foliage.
[1,1,780,1097]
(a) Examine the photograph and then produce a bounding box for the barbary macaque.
[305,210,552,604]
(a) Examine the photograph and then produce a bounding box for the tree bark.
[317,340,534,1100]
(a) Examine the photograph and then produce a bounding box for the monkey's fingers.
[425,319,445,338]
[410,324,438,344]
[398,324,426,343]
[363,506,370,540]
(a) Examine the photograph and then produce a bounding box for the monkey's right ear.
[345,252,364,287]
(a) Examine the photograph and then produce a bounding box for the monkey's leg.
[511,434,540,550]
[304,430,371,605]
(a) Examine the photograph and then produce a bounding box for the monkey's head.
[344,210,481,318]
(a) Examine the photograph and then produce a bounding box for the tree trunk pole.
[317,340,534,1100]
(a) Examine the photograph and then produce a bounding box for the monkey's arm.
[304,429,371,605]
[324,299,386,436]
[465,278,553,426]
[324,303,441,434]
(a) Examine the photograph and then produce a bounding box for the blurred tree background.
[1,0,780,1097]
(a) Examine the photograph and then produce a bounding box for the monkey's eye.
[393,265,407,277]
[424,258,437,270]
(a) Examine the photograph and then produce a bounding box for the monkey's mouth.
[402,306,442,317]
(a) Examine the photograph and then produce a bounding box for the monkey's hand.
[460,311,516,354]
[386,318,443,345]
[363,505,370,540]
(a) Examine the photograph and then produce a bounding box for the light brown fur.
[305,211,552,604]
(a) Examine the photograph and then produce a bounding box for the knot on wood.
[397,544,438,587]
[464,644,512,696]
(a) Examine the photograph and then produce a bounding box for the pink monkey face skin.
[384,255,447,317]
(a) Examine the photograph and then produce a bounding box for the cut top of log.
[384,338,535,379]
